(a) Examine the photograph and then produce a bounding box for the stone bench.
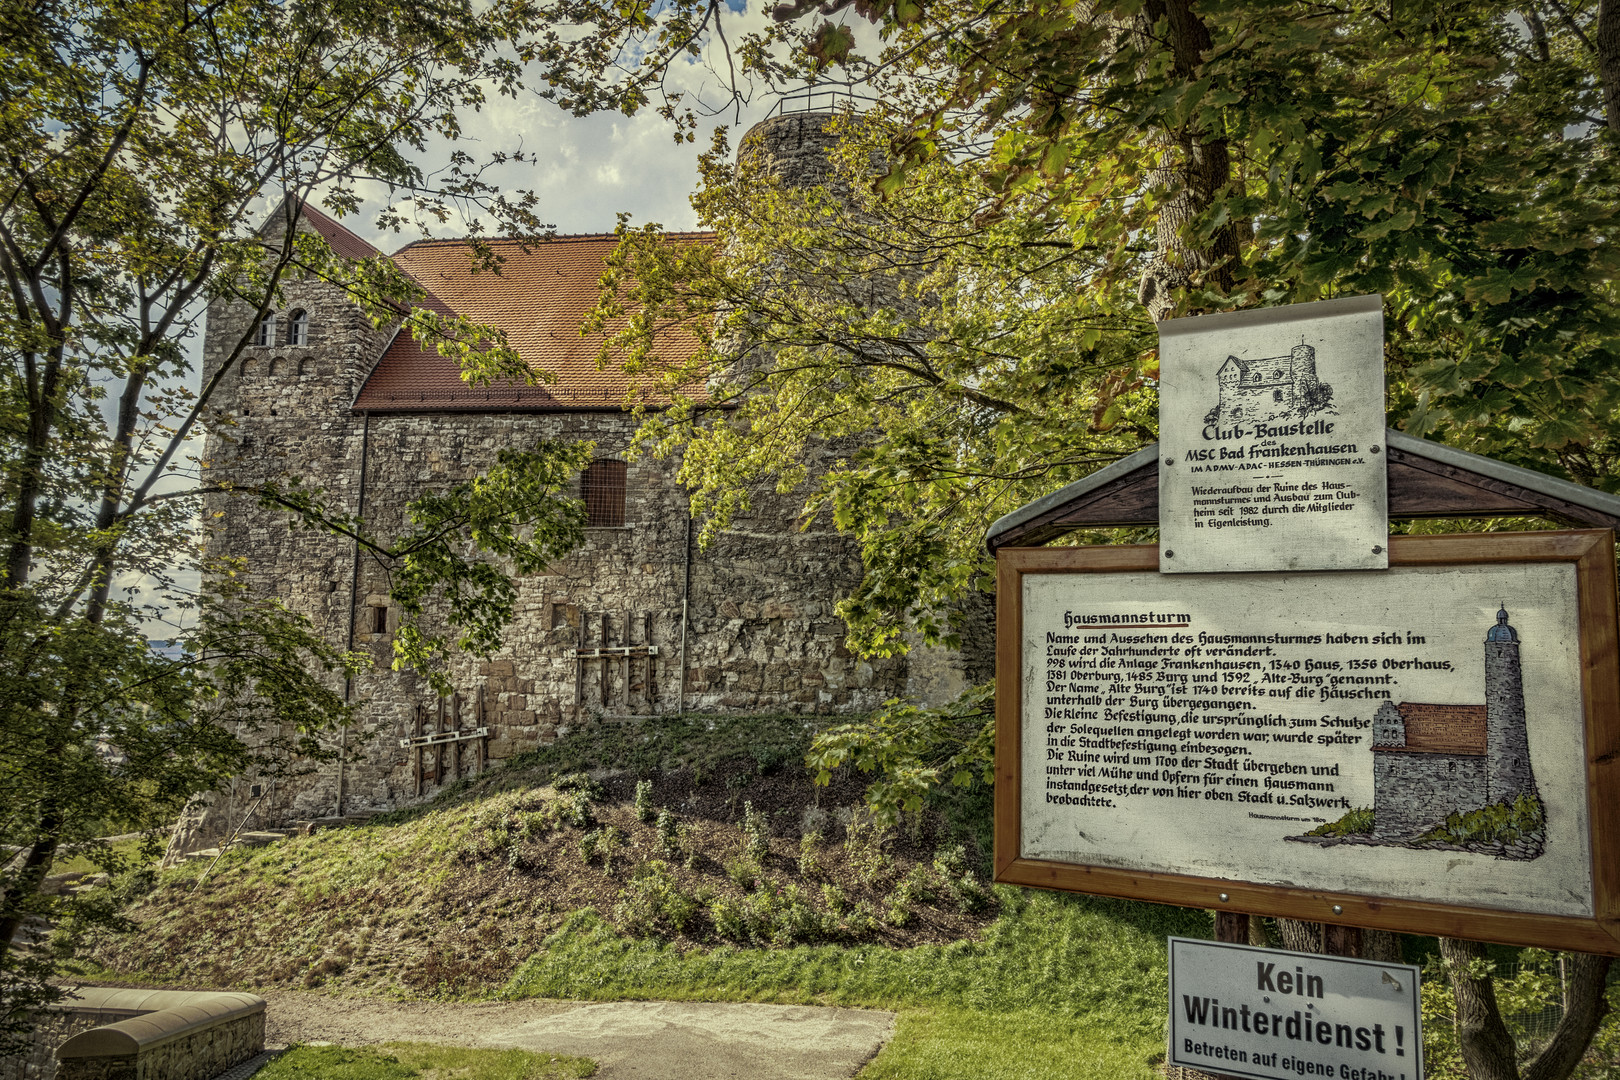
[13,987,266,1080]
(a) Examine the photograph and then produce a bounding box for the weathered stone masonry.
[196,113,988,825]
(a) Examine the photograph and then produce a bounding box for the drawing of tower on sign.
[1295,605,1543,860]
[1205,343,1335,428]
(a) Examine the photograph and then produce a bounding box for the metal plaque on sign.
[1168,938,1422,1080]
[1158,295,1387,573]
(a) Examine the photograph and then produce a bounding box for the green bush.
[655,808,681,858]
[553,772,602,800]
[633,780,656,823]
[797,831,823,879]
[741,800,770,862]
[709,879,833,946]
[615,861,701,936]
[1418,793,1545,846]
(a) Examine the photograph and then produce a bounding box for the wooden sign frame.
[994,529,1620,954]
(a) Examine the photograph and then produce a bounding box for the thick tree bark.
[1135,0,1244,322]
[1597,0,1620,135]
[0,813,60,953]
[1441,937,1522,1080]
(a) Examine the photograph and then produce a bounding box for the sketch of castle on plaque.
[1293,605,1544,860]
[1156,293,1386,573]
[1201,343,1337,429]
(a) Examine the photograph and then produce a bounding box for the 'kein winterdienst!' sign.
[1157,294,1387,573]
[1168,938,1422,1080]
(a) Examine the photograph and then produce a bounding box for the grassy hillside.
[67,713,1216,1079]
[68,712,1620,1079]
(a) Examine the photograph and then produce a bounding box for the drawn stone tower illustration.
[1366,605,1538,849]
[1484,605,1534,804]
[1213,343,1330,427]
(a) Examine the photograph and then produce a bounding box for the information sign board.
[1158,295,1387,574]
[1168,938,1421,1080]
[993,531,1620,953]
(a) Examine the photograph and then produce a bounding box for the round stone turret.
[738,112,844,189]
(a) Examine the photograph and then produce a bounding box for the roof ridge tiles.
[390,231,717,256]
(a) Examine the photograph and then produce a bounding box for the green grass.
[257,1042,596,1079]
[861,1009,1160,1080]
[504,886,1207,1079]
[52,837,153,877]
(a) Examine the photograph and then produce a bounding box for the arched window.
[268,357,286,376]
[583,460,627,527]
[297,357,312,376]
[289,309,309,347]
[255,313,276,347]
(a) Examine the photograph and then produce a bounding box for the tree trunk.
[1440,937,1521,1080]
[1597,0,1620,135]
[1135,0,1244,322]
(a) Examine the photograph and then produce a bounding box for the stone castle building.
[1212,344,1330,427]
[195,111,987,827]
[1369,606,1536,840]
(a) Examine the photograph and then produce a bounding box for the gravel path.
[257,989,895,1080]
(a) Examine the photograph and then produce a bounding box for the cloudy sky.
[134,12,853,637]
[335,8,818,252]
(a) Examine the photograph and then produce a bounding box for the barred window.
[583,460,626,527]
[288,309,309,346]
[255,313,276,347]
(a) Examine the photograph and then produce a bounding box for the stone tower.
[1484,605,1534,804]
[1289,343,1317,403]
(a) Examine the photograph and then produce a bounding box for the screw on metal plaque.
[1165,457,1175,466]
[1372,545,1383,554]
[1164,550,1174,558]
[1371,444,1382,453]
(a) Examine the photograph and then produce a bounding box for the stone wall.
[188,115,991,829]
[1372,751,1486,840]
[53,1013,264,1080]
[5,1008,100,1080]
[6,991,263,1080]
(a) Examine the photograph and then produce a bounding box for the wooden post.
[1324,923,1363,958]
[435,694,445,787]
[645,612,655,709]
[413,703,423,797]
[475,683,487,775]
[599,612,609,705]
[451,691,462,781]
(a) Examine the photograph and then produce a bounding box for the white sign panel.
[1021,563,1594,917]
[1158,295,1387,573]
[1168,938,1422,1080]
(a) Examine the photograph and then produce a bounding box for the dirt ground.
[254,988,895,1080]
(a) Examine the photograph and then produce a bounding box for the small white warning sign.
[1167,938,1422,1080]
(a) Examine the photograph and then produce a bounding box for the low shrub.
[633,780,656,823]
[615,861,701,936]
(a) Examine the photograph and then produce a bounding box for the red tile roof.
[299,203,382,260]
[352,233,714,413]
[1372,703,1487,756]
